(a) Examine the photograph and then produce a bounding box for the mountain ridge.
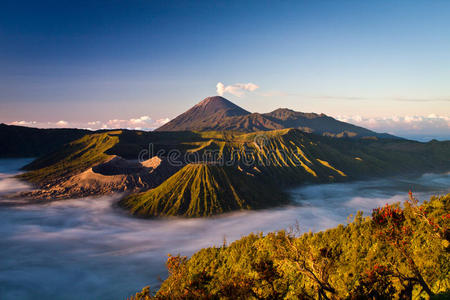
[156,96,252,132]
[0,123,91,158]
[15,128,450,215]
[156,96,399,139]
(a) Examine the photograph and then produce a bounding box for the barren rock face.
[19,155,180,201]
[92,156,143,175]
[140,156,162,169]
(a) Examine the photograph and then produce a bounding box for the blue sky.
[0,0,449,139]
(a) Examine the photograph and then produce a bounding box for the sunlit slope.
[19,129,352,187]
[120,163,288,217]
[18,130,199,186]
[19,128,450,188]
[176,129,450,184]
[19,131,121,186]
[17,128,450,215]
[182,129,351,184]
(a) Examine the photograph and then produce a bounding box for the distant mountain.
[0,123,90,158]
[156,96,254,131]
[155,96,399,139]
[263,108,397,139]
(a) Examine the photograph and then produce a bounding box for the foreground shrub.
[130,193,450,299]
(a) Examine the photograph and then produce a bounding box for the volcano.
[156,96,398,139]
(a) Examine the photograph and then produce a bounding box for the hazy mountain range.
[156,96,398,139]
[1,96,399,158]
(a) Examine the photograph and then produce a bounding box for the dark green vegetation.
[131,194,450,299]
[0,123,90,158]
[156,96,398,139]
[18,127,450,216]
[120,163,288,217]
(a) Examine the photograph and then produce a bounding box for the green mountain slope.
[19,131,120,186]
[17,128,450,216]
[120,163,288,217]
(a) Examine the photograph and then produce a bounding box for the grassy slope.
[120,163,288,217]
[18,128,450,216]
[22,128,448,185]
[115,129,449,218]
[179,129,450,184]
[19,131,121,186]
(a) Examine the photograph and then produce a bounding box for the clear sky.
[0,0,449,140]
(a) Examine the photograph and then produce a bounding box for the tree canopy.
[130,193,450,299]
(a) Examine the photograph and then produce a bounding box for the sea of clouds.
[0,159,449,299]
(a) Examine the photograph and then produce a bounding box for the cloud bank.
[216,82,259,97]
[337,114,450,140]
[9,116,170,131]
[9,114,449,140]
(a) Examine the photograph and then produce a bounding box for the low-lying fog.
[1,159,449,299]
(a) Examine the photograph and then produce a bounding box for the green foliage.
[133,194,450,299]
[352,264,396,299]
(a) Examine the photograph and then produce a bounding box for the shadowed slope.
[156,96,399,139]
[119,163,288,217]
[263,108,398,138]
[0,123,91,158]
[156,96,252,131]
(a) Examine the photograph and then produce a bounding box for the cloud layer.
[9,114,449,140]
[216,82,259,97]
[9,116,170,131]
[336,114,450,139]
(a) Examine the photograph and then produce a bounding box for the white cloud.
[336,114,450,138]
[104,115,159,130]
[11,120,70,128]
[56,120,69,127]
[105,115,153,128]
[87,121,101,126]
[130,116,151,124]
[8,115,171,131]
[10,120,37,126]
[156,118,170,125]
[216,82,259,97]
